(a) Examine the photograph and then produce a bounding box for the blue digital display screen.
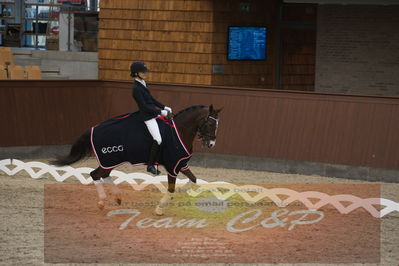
[227,26,267,60]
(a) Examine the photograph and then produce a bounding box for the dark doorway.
[277,3,317,91]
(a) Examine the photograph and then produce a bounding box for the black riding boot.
[147,141,161,175]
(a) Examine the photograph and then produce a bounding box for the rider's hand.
[161,110,168,117]
[164,106,172,113]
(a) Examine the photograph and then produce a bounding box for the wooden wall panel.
[99,30,214,42]
[98,0,317,90]
[98,1,319,90]
[98,0,214,85]
[100,9,213,22]
[99,19,214,32]
[101,81,399,170]
[100,0,213,11]
[99,40,213,53]
[99,50,211,64]
[98,0,283,89]
[0,81,109,146]
[1,80,399,170]
[99,60,211,76]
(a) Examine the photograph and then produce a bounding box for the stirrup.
[147,165,161,175]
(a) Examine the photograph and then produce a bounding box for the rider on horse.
[130,61,172,175]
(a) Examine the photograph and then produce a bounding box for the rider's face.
[138,72,147,80]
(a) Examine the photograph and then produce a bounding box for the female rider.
[130,61,172,175]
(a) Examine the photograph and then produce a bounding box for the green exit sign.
[240,2,251,13]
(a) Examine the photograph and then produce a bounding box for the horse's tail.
[51,129,92,166]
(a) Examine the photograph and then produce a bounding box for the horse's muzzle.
[203,139,216,149]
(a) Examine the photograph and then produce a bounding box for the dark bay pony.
[52,104,222,215]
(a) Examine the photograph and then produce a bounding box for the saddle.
[90,112,191,177]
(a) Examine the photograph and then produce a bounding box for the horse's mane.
[174,105,206,118]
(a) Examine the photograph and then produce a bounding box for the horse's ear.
[209,104,214,113]
[216,107,223,113]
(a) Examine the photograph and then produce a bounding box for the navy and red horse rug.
[90,112,191,177]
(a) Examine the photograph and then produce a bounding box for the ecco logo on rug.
[102,145,124,154]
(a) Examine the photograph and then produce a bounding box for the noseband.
[197,115,218,140]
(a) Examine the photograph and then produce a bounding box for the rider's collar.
[135,78,147,87]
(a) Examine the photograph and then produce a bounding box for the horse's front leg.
[155,174,176,216]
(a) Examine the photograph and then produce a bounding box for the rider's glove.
[161,110,168,117]
[164,106,172,113]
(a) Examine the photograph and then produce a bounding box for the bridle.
[197,115,218,140]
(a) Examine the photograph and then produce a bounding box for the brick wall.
[315,5,399,96]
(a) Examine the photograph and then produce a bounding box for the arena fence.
[1,80,398,171]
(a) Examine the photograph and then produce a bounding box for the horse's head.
[197,104,222,149]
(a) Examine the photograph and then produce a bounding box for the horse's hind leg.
[91,167,114,210]
[155,175,176,216]
[102,172,122,205]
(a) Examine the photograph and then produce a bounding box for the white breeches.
[144,118,162,145]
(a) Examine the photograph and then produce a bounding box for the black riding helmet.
[130,61,149,77]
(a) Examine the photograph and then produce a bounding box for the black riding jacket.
[132,80,165,121]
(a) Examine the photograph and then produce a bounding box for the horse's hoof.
[116,197,122,205]
[114,193,122,205]
[97,201,105,210]
[155,206,164,216]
